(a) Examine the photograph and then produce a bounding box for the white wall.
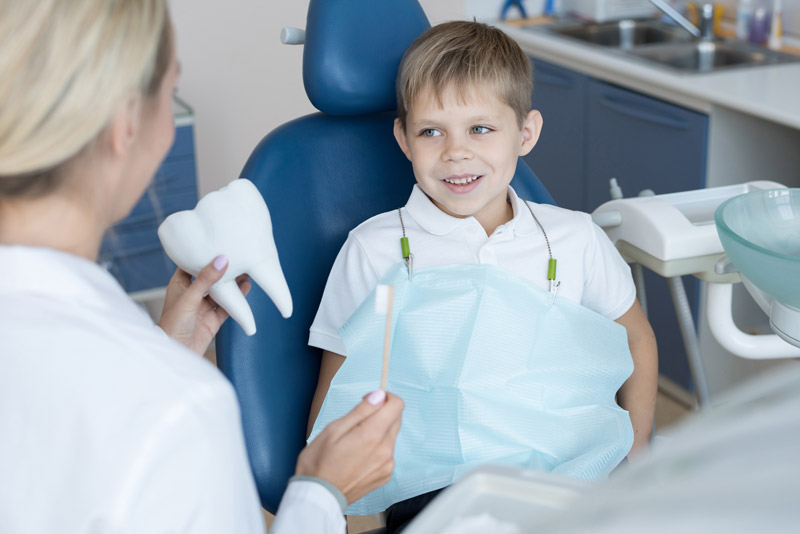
[170,0,464,196]
[170,0,312,195]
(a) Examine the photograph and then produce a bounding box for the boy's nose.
[442,136,472,162]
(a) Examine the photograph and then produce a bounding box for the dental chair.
[215,0,555,521]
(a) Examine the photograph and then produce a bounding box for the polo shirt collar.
[508,187,542,237]
[404,185,466,236]
[404,184,541,237]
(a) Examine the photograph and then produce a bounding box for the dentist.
[0,1,402,533]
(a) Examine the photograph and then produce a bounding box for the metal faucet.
[649,0,716,41]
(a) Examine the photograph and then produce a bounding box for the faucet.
[649,0,716,41]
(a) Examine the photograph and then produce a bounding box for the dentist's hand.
[296,390,404,504]
[158,254,251,355]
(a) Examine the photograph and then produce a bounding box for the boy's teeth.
[444,175,478,185]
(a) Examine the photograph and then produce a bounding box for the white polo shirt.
[309,185,636,356]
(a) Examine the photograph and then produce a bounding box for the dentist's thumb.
[184,255,228,308]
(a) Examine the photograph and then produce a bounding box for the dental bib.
[310,262,634,515]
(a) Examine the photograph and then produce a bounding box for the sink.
[522,18,800,74]
[715,188,800,347]
[628,40,800,73]
[539,20,690,48]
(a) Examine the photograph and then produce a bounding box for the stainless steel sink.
[627,40,800,73]
[522,18,800,74]
[542,20,690,48]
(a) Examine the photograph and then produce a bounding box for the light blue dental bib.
[310,262,634,515]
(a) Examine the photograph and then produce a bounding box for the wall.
[170,0,463,196]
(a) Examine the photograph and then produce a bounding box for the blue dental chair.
[215,0,555,519]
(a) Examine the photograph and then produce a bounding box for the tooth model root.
[210,280,257,336]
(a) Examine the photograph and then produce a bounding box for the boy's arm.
[307,350,346,437]
[614,299,658,457]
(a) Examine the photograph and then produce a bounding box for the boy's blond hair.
[396,21,532,129]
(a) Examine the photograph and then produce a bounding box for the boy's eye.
[471,126,491,134]
[421,128,441,137]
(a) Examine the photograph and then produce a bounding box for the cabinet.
[525,57,710,392]
[525,58,588,211]
[98,97,198,295]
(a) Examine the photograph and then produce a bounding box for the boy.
[307,20,657,524]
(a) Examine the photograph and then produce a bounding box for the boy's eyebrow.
[408,114,503,127]
[466,114,502,123]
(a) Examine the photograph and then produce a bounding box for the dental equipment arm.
[158,179,293,336]
[706,282,800,359]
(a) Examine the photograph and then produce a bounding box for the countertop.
[499,21,800,131]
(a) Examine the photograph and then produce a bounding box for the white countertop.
[501,23,800,131]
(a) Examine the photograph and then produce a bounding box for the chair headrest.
[303,0,430,116]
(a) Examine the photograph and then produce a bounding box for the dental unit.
[158,178,293,335]
[592,181,800,405]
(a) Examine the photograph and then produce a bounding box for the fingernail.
[366,389,386,406]
[213,255,228,271]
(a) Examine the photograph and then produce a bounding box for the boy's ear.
[109,95,143,159]
[393,118,412,161]
[519,109,543,157]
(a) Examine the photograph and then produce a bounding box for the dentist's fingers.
[183,255,229,307]
[158,255,230,355]
[326,389,392,438]
[161,255,228,320]
[296,392,404,504]
[343,410,403,502]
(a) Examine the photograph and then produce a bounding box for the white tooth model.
[157,178,292,335]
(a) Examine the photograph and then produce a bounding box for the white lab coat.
[0,245,344,534]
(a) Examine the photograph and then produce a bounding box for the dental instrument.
[375,283,394,391]
[592,180,799,406]
[158,178,293,336]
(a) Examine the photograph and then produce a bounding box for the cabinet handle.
[599,94,689,130]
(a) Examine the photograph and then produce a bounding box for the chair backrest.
[215,0,554,514]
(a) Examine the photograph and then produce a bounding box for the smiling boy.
[307,20,658,528]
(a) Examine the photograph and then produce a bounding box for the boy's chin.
[430,198,482,219]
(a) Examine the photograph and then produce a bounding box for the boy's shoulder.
[348,208,404,242]
[515,199,607,254]
[518,199,594,229]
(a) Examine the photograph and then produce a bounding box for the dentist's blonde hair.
[396,21,532,130]
[0,0,170,196]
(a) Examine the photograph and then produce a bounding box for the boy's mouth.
[443,174,481,186]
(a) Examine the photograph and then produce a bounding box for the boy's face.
[394,85,542,233]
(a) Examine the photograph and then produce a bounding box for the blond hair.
[396,21,532,130]
[0,0,170,196]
